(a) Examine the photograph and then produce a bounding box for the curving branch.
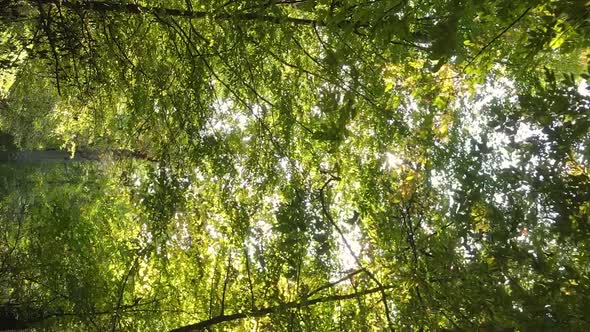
[169,284,394,332]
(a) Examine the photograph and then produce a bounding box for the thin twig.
[319,177,395,331]
[461,6,533,73]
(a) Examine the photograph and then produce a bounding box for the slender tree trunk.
[0,149,155,164]
[0,149,87,164]
[0,316,31,331]
[33,0,323,26]
[0,306,44,331]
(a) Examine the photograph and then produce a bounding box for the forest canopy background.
[1,0,589,331]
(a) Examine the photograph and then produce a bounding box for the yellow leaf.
[475,220,490,232]
[440,122,448,135]
[385,81,394,92]
[550,35,565,49]
[566,161,585,176]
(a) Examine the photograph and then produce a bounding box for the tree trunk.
[0,149,155,164]
[33,0,322,26]
[0,150,89,164]
[0,316,31,331]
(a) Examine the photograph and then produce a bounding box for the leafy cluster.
[1,0,589,331]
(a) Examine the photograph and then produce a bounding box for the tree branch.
[319,177,395,331]
[169,285,394,332]
[36,2,62,94]
[462,5,533,73]
[305,268,366,299]
[35,0,323,26]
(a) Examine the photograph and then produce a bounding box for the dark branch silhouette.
[34,0,323,26]
[169,285,394,332]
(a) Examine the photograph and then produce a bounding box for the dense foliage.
[1,0,589,331]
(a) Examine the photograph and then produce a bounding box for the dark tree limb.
[34,0,323,26]
[305,268,366,299]
[169,285,394,332]
[242,247,256,311]
[110,256,139,332]
[220,252,232,316]
[35,2,62,94]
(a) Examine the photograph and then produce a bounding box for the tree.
[1,0,589,330]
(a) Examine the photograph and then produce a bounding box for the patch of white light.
[171,215,191,250]
[340,65,353,90]
[311,106,322,116]
[255,219,274,240]
[417,42,431,49]
[147,183,156,194]
[140,223,153,246]
[319,160,332,173]
[456,234,482,261]
[514,122,545,143]
[539,208,558,226]
[350,145,373,167]
[383,151,404,171]
[234,113,249,129]
[194,168,206,182]
[485,118,545,171]
[280,158,304,181]
[468,74,551,171]
[201,99,253,136]
[132,172,142,187]
[245,218,274,269]
[430,169,461,212]
[262,192,282,214]
[234,161,246,179]
[461,74,517,142]
[578,79,590,97]
[316,82,345,106]
[205,223,222,255]
[493,192,508,207]
[483,76,516,105]
[527,249,537,259]
[399,93,420,129]
[335,222,363,272]
[421,223,436,236]
[205,221,221,241]
[251,104,263,117]
[326,186,365,275]
[499,148,519,169]
[279,157,291,181]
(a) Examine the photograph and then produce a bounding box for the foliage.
[1,0,589,331]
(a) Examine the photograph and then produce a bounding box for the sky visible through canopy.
[1,0,589,331]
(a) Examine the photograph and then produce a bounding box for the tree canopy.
[1,0,589,331]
